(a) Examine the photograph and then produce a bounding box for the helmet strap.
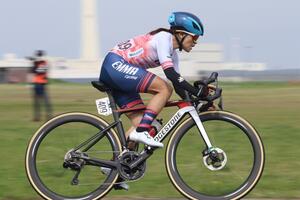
[175,33,188,52]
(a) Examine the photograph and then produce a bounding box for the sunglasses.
[192,35,199,42]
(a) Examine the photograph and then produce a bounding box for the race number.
[117,40,132,50]
[95,97,112,116]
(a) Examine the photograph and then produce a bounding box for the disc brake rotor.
[203,147,227,171]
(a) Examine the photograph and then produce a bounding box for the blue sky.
[0,0,300,69]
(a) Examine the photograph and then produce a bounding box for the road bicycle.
[25,72,265,200]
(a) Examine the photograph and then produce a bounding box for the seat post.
[105,90,120,121]
[106,90,117,111]
[106,90,127,145]
[91,80,127,145]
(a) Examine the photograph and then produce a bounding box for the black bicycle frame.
[73,89,128,153]
[71,90,213,170]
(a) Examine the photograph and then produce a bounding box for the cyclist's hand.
[195,85,209,98]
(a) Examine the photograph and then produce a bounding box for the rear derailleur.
[63,149,88,185]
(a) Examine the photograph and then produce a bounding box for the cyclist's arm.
[163,67,203,97]
[171,81,187,99]
[154,33,202,97]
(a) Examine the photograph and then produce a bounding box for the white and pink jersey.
[111,31,179,72]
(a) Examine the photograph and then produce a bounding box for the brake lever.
[206,72,218,85]
[204,88,222,102]
[194,72,219,87]
[218,96,224,110]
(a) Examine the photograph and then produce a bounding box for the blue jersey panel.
[100,52,148,92]
[99,52,155,108]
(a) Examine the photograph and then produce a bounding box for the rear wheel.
[166,111,264,200]
[25,112,122,200]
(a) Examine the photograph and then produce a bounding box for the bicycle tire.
[166,110,265,200]
[25,112,122,200]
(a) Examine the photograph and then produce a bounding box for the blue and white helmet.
[168,12,204,36]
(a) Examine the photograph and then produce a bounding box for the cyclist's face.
[182,34,199,52]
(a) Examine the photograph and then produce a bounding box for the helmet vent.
[192,22,200,31]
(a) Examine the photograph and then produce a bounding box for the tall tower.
[80,0,100,60]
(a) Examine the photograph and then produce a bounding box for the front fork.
[189,108,228,170]
[189,108,213,149]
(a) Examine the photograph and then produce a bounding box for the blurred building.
[0,45,267,82]
[0,54,31,83]
[0,0,266,83]
[149,43,266,80]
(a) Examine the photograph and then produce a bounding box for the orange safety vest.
[32,60,48,84]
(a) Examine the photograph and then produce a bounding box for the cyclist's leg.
[99,52,145,135]
[132,75,172,129]
[108,82,167,147]
[100,52,173,112]
[127,76,172,147]
[125,110,143,137]
[119,76,173,137]
[145,75,173,114]
[111,91,145,138]
[99,52,170,147]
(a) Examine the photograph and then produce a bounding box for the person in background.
[29,50,53,121]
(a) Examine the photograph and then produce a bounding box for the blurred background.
[1,0,300,82]
[0,0,299,199]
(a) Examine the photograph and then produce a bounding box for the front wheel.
[166,111,265,200]
[25,112,122,200]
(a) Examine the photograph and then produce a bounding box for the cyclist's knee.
[163,83,173,99]
[159,82,173,99]
[166,83,173,96]
[148,77,172,96]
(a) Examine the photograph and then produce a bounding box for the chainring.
[119,151,146,180]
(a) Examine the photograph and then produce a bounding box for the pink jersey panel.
[111,32,178,70]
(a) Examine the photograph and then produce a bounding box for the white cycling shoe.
[129,130,164,148]
[100,167,129,191]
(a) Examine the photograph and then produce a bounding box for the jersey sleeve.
[172,51,179,73]
[154,32,202,98]
[154,32,175,70]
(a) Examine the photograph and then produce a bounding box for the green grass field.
[0,81,299,199]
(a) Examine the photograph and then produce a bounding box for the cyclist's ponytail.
[149,28,174,35]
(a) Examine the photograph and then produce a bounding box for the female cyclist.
[99,11,205,148]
